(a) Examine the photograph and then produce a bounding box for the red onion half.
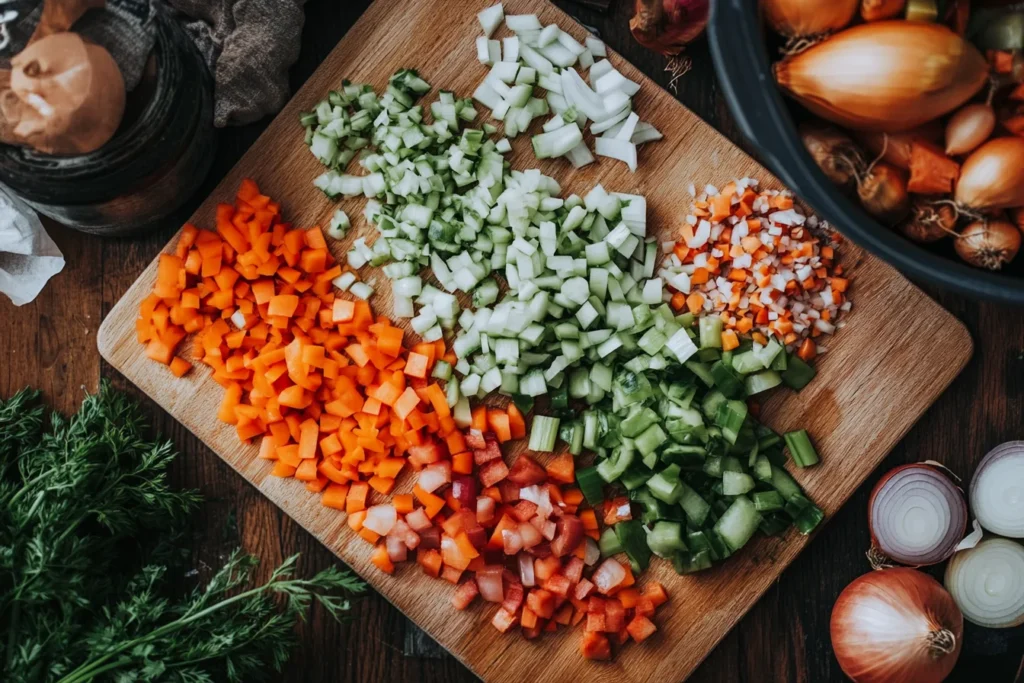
[868,464,967,567]
[969,441,1024,538]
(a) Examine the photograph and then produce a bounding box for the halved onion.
[868,463,967,566]
[969,441,1024,538]
[945,537,1024,628]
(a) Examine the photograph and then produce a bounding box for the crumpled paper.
[0,186,64,306]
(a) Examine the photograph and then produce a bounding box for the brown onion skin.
[763,0,859,37]
[800,122,862,189]
[630,0,709,56]
[858,162,910,225]
[831,568,963,683]
[955,219,1021,270]
[945,103,996,156]
[900,202,957,243]
[774,21,989,132]
[955,137,1024,210]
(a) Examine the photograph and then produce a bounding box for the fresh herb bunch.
[0,383,366,683]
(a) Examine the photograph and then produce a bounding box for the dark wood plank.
[1,0,1019,681]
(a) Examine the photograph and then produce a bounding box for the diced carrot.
[908,141,960,195]
[471,405,488,432]
[452,451,473,475]
[371,543,395,574]
[169,356,191,377]
[507,404,527,439]
[321,483,349,510]
[721,329,740,351]
[797,338,817,362]
[488,411,512,443]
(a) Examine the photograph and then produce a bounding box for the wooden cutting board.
[98,0,973,680]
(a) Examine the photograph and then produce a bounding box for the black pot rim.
[708,0,1024,306]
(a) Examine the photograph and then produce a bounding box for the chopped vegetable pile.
[472,4,662,170]
[136,179,462,503]
[660,179,850,363]
[134,3,855,665]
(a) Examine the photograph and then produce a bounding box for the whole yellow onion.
[774,21,989,132]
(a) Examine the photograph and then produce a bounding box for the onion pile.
[774,22,989,132]
[868,464,968,567]
[764,2,1024,275]
[969,441,1024,538]
[831,568,963,683]
[945,537,1024,628]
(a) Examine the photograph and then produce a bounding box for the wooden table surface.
[2,1,1021,681]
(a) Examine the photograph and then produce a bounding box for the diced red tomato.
[604,599,625,633]
[465,429,486,450]
[507,455,547,486]
[527,588,556,619]
[452,579,479,610]
[541,573,572,597]
[627,614,657,642]
[635,596,656,618]
[500,569,524,610]
[574,578,595,600]
[492,607,518,633]
[585,612,606,633]
[510,500,538,522]
[478,459,509,487]
[581,631,611,660]
[473,436,502,464]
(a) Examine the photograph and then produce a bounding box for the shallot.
[954,219,1021,270]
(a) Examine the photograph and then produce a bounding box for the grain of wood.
[94,0,975,680]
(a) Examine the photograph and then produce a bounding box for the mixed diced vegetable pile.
[137,3,852,664]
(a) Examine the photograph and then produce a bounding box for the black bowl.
[708,0,1024,306]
